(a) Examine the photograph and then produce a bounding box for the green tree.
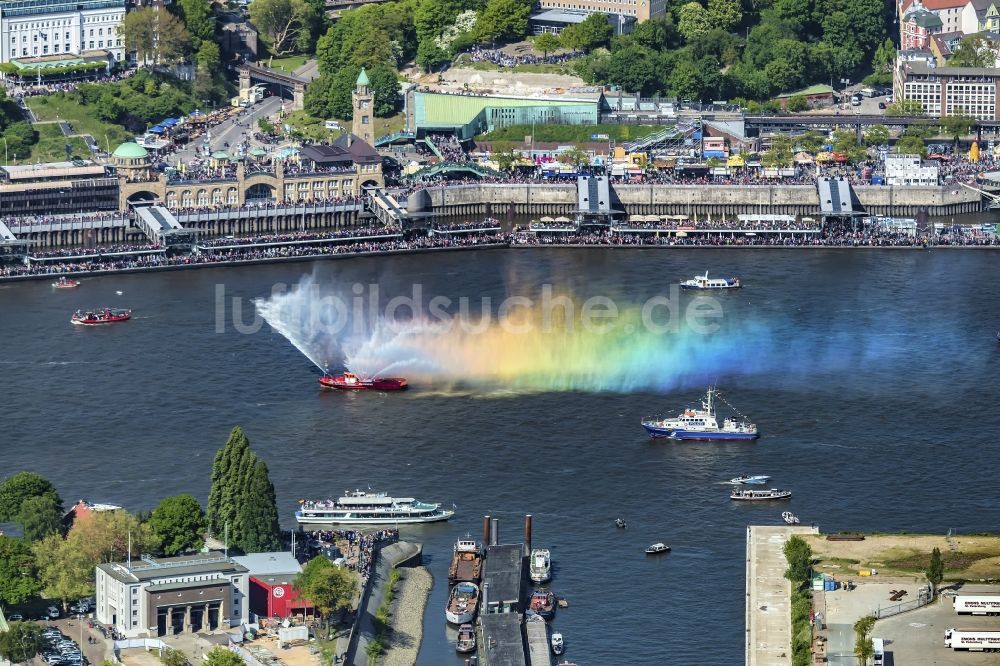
[0,536,41,605]
[250,0,319,56]
[148,495,207,557]
[17,495,64,542]
[294,557,358,636]
[194,41,225,104]
[304,73,336,117]
[368,64,400,117]
[765,133,793,166]
[234,459,281,553]
[177,0,215,45]
[786,94,807,112]
[707,0,741,31]
[872,38,896,74]
[896,133,927,158]
[832,128,858,154]
[559,13,612,51]
[885,99,925,116]
[0,622,44,663]
[203,647,245,666]
[0,471,61,521]
[864,124,890,147]
[416,40,450,72]
[474,0,531,44]
[783,535,812,584]
[607,44,660,95]
[950,35,997,67]
[161,648,189,666]
[533,32,560,58]
[941,113,975,146]
[560,146,590,169]
[678,2,712,41]
[119,8,191,65]
[854,615,876,665]
[33,534,94,607]
[798,130,825,154]
[208,426,252,536]
[927,547,944,586]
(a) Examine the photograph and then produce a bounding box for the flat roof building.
[895,61,1000,119]
[413,91,600,141]
[482,544,525,615]
[0,0,126,64]
[95,552,249,638]
[231,553,314,621]
[480,613,527,666]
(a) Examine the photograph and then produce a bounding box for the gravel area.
[380,567,433,666]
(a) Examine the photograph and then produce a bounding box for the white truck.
[944,628,1000,651]
[873,637,885,666]
[954,594,1000,615]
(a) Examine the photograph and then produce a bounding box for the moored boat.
[455,623,476,653]
[782,511,800,524]
[680,271,740,290]
[529,548,551,583]
[448,537,482,584]
[731,488,792,501]
[642,387,758,440]
[52,277,80,289]
[615,518,628,529]
[645,542,671,554]
[551,632,564,655]
[70,308,131,326]
[295,491,454,525]
[730,474,771,485]
[529,589,556,620]
[446,582,480,624]
[319,372,408,391]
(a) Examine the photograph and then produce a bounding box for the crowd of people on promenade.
[195,226,403,248]
[428,134,468,162]
[1,211,126,229]
[30,242,163,259]
[304,529,398,589]
[6,68,138,99]
[465,48,576,68]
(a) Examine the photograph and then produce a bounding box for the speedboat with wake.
[730,474,770,485]
[642,387,758,440]
[70,308,131,326]
[319,371,407,391]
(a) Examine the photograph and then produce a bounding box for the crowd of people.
[6,68,138,99]
[194,226,403,248]
[29,242,163,259]
[303,529,398,590]
[428,134,468,162]
[465,48,576,68]
[1,211,126,229]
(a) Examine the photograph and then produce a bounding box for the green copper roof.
[112,142,148,159]
[357,67,369,86]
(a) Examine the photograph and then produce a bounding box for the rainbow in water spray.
[254,274,899,393]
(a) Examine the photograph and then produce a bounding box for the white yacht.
[551,633,565,655]
[680,271,741,290]
[529,548,552,583]
[295,490,455,525]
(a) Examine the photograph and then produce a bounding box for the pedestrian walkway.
[349,541,421,666]
[746,525,819,666]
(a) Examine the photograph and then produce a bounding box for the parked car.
[878,102,886,109]
[8,614,23,621]
[47,606,61,619]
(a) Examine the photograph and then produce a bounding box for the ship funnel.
[483,515,491,546]
[524,514,533,552]
[491,517,500,546]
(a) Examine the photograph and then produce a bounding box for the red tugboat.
[318,372,408,391]
[71,308,132,326]
[52,277,80,289]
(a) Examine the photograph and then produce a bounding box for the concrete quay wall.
[424,183,982,218]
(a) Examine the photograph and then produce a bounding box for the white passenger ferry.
[680,271,741,290]
[296,490,455,525]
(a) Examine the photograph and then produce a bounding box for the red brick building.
[231,553,314,621]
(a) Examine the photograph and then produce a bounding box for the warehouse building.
[231,552,315,621]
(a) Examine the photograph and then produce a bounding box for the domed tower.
[352,68,374,147]
[112,142,151,181]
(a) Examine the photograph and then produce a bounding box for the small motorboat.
[782,511,800,525]
[730,474,771,485]
[70,308,131,326]
[445,582,480,624]
[319,372,408,391]
[529,589,556,620]
[52,277,80,289]
[645,542,671,554]
[615,518,628,529]
[680,271,741,290]
[551,632,564,655]
[455,623,476,653]
[529,549,551,583]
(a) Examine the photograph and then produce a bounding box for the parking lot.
[822,580,927,665]
[875,588,1000,665]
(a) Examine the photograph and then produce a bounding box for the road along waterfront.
[4,248,1000,663]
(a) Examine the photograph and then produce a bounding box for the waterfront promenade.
[746,525,819,666]
[349,541,422,666]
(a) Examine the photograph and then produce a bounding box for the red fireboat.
[52,277,80,289]
[319,372,408,391]
[71,308,132,326]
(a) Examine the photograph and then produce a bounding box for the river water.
[3,247,1000,664]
